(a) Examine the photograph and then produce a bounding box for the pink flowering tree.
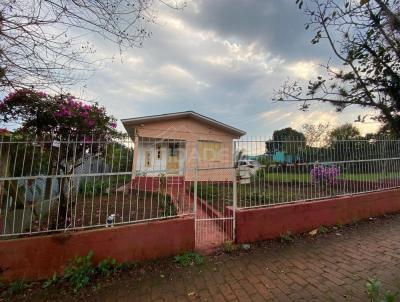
[0,89,119,228]
[0,88,117,139]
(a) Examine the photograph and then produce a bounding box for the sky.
[76,0,380,138]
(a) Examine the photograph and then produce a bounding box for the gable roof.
[121,111,246,137]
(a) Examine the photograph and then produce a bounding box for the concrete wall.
[0,215,195,282]
[236,189,400,243]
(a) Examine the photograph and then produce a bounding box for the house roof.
[121,111,246,137]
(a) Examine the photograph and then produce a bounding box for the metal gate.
[193,163,237,250]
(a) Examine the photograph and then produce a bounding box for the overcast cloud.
[78,0,380,137]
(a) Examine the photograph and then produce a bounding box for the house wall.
[135,142,185,176]
[131,117,240,181]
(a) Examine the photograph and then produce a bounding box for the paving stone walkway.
[10,214,400,302]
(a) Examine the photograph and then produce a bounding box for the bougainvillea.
[310,164,341,184]
[0,88,118,139]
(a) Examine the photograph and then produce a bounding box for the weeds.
[224,241,236,254]
[280,231,294,243]
[8,280,26,295]
[366,278,398,302]
[43,273,59,289]
[318,226,329,234]
[97,258,120,277]
[63,251,95,293]
[174,252,204,267]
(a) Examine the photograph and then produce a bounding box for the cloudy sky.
[79,0,380,137]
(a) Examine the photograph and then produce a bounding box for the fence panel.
[234,138,400,208]
[0,136,193,238]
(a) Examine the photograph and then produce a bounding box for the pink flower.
[110,122,117,128]
[87,120,95,128]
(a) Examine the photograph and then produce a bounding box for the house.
[272,151,300,164]
[121,111,246,183]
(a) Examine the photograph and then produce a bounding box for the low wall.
[236,189,400,243]
[0,215,195,282]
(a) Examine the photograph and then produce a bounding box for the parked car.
[237,159,261,176]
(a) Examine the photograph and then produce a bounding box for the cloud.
[60,0,380,140]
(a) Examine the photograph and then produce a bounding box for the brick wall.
[236,189,400,243]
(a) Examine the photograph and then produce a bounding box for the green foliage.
[366,278,399,302]
[318,226,328,234]
[8,280,26,295]
[174,252,204,267]
[223,241,237,254]
[160,194,178,217]
[365,278,399,302]
[277,1,400,137]
[280,231,294,243]
[330,123,361,141]
[43,273,59,289]
[266,127,306,155]
[63,251,95,292]
[97,258,120,277]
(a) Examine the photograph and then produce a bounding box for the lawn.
[261,172,399,182]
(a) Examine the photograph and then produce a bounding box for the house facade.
[121,111,246,182]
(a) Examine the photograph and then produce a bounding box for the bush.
[97,258,120,277]
[63,251,95,292]
[174,252,204,267]
[310,164,340,184]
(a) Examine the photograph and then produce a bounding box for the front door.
[167,143,179,172]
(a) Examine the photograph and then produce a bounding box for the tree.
[302,123,332,145]
[274,0,400,137]
[0,0,183,91]
[0,89,120,228]
[266,127,306,154]
[330,123,361,140]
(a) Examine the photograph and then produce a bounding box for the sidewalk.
[10,214,400,301]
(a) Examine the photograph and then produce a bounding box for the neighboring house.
[121,111,246,182]
[272,151,300,164]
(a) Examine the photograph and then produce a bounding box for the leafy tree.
[330,123,361,140]
[0,89,120,228]
[266,127,306,154]
[0,0,183,91]
[275,0,400,137]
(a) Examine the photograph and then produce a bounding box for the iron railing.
[1,135,399,239]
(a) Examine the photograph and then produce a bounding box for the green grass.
[259,172,398,183]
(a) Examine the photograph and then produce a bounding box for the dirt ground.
[3,212,400,301]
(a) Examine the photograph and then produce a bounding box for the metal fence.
[235,138,400,208]
[0,135,196,238]
[1,135,399,240]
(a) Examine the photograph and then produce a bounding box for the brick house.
[121,111,246,183]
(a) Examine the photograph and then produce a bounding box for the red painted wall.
[0,215,195,282]
[236,189,400,244]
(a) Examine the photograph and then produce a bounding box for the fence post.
[232,140,237,242]
[194,141,198,216]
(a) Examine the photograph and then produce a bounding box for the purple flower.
[87,119,95,128]
[110,122,117,128]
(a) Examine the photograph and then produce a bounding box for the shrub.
[97,258,119,277]
[310,164,340,184]
[63,251,95,292]
[174,252,204,267]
